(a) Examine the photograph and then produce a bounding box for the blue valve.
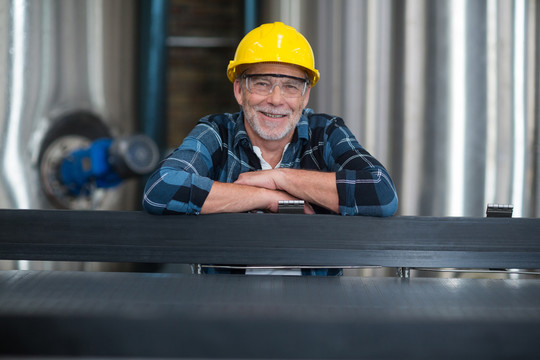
[59,135,159,196]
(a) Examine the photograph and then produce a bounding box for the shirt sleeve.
[323,118,398,217]
[142,122,221,215]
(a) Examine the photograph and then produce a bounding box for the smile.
[261,112,286,119]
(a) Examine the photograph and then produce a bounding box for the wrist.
[274,168,290,190]
[260,187,285,213]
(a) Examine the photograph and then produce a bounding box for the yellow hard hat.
[227,22,320,86]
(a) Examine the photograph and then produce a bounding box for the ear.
[233,79,244,106]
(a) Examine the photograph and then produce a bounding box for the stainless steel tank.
[0,0,139,271]
[262,0,540,218]
[0,0,137,211]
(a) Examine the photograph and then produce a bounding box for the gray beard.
[246,115,294,141]
[244,107,300,141]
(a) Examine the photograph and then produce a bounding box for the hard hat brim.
[227,60,320,86]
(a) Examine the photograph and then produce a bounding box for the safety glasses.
[243,73,309,98]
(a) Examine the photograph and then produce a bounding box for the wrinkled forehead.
[242,62,308,79]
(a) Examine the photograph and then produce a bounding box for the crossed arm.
[200,169,338,214]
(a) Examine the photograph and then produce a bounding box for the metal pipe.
[137,0,168,152]
[244,0,259,34]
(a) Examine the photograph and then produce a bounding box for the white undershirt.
[251,144,288,170]
[245,144,302,276]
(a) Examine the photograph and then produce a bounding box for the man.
[143,22,398,219]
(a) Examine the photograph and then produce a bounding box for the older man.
[143,22,398,218]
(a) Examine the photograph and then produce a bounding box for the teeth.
[262,112,285,118]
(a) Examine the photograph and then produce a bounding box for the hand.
[265,190,315,214]
[235,168,337,213]
[234,170,282,190]
[234,171,314,213]
[303,201,315,214]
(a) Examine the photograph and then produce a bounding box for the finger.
[304,202,315,214]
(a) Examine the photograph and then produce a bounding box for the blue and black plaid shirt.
[143,108,398,216]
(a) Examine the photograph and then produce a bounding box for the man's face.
[234,63,311,142]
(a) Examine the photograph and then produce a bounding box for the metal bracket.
[278,200,305,214]
[486,204,513,218]
[397,267,410,278]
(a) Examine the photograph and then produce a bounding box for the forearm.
[233,167,398,216]
[274,169,339,213]
[234,169,340,213]
[200,181,292,214]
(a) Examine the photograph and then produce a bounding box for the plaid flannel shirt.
[143,108,398,216]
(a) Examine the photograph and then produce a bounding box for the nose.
[267,84,284,105]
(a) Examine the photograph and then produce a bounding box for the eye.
[283,82,301,90]
[252,78,271,88]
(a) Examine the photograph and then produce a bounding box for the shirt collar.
[233,111,252,148]
[296,109,311,142]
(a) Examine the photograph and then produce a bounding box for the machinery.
[38,112,158,209]
[0,0,149,211]
[0,1,159,273]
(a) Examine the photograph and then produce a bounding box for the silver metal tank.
[0,0,138,271]
[0,0,137,211]
[261,0,540,218]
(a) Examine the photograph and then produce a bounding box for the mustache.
[253,106,292,116]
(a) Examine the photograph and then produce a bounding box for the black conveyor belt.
[1,270,540,359]
[1,209,540,268]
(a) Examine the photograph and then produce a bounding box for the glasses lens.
[246,75,306,98]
